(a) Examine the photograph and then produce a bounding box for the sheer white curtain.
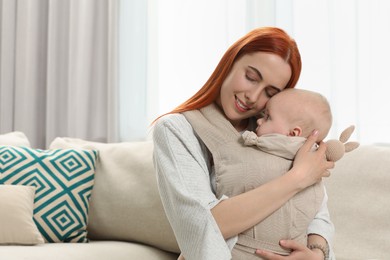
[118,0,148,141]
[0,0,118,148]
[286,0,390,145]
[134,0,390,145]
[119,0,251,141]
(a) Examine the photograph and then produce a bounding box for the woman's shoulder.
[153,113,208,157]
[153,113,195,136]
[155,113,190,128]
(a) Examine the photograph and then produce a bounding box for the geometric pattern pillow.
[0,146,97,243]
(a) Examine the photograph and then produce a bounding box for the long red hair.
[159,27,301,119]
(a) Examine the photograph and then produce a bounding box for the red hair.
[158,27,301,119]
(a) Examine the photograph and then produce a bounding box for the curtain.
[118,0,148,141]
[137,0,390,145]
[0,0,118,148]
[3,1,388,146]
[279,0,390,145]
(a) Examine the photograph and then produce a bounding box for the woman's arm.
[212,132,334,239]
[153,115,235,260]
[307,188,335,259]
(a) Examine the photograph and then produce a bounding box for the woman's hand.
[289,130,334,190]
[255,240,325,260]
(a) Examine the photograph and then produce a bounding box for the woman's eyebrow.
[248,65,282,93]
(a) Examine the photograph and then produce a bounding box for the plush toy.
[325,125,360,162]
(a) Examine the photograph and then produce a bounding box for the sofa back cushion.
[50,138,180,253]
[325,145,390,260]
[0,131,31,147]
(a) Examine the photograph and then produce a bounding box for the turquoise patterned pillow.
[0,146,97,243]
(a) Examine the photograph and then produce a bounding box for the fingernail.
[312,130,319,136]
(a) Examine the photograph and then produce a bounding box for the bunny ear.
[339,125,355,143]
[345,142,360,152]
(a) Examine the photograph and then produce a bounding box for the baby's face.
[255,95,295,136]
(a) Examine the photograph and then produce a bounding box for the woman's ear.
[289,126,302,137]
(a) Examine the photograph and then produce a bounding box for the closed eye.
[245,74,257,82]
[262,110,270,120]
[257,110,266,118]
[265,86,281,98]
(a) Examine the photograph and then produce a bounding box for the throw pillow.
[0,146,97,243]
[0,185,44,245]
[0,131,31,147]
[49,137,180,253]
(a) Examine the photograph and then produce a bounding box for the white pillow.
[0,131,31,147]
[0,185,44,245]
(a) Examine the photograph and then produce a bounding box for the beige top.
[184,103,324,256]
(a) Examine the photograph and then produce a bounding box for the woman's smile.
[235,95,250,112]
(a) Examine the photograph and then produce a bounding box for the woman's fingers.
[323,170,331,177]
[255,240,311,259]
[291,130,336,188]
[255,249,282,260]
[279,239,306,251]
[300,130,319,152]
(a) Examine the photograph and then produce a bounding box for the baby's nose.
[256,118,263,126]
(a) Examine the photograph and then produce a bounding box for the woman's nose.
[245,86,264,104]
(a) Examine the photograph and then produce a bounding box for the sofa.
[0,131,389,260]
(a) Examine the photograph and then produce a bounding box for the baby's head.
[256,88,332,141]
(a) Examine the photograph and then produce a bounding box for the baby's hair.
[282,89,332,141]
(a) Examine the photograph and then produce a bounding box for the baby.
[254,88,331,141]
[242,88,332,152]
[230,88,333,259]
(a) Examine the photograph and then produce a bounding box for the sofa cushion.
[0,241,179,260]
[0,131,31,147]
[0,146,97,243]
[0,185,44,245]
[50,138,180,253]
[325,145,390,260]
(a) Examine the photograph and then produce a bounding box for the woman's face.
[217,52,292,130]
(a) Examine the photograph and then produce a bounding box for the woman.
[153,27,334,260]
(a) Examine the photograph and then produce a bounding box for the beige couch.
[0,132,179,260]
[0,132,389,260]
[326,144,390,260]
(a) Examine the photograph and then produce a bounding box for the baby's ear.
[289,127,302,137]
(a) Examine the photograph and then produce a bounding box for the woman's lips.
[235,96,250,112]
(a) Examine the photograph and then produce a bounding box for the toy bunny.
[325,125,360,162]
